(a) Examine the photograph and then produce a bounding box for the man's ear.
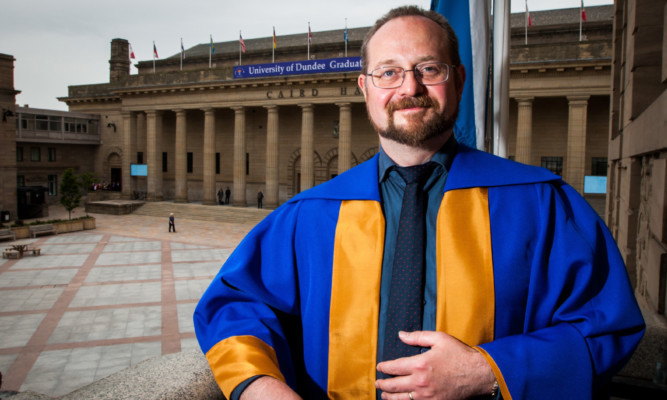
[358,74,368,100]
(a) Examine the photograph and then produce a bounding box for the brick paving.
[0,205,257,397]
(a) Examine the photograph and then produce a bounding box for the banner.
[431,0,489,150]
[234,57,361,79]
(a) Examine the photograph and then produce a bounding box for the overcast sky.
[2,0,613,111]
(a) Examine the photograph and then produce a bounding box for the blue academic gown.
[194,144,644,399]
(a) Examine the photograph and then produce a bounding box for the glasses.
[366,62,455,89]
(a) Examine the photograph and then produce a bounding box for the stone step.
[132,201,271,225]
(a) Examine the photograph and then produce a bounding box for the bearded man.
[195,6,644,400]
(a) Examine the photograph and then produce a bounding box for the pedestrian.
[225,186,231,205]
[257,190,264,209]
[168,213,175,233]
[218,188,224,205]
[194,6,644,400]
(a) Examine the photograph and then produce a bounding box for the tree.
[59,168,81,220]
[78,171,98,193]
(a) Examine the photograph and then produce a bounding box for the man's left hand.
[375,331,496,400]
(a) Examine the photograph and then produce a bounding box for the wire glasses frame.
[366,62,455,89]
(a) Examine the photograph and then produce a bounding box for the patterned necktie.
[382,162,436,364]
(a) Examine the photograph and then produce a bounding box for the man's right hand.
[240,376,302,400]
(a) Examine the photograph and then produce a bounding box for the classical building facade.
[58,6,615,213]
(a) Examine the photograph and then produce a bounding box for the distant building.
[57,6,615,214]
[0,54,19,223]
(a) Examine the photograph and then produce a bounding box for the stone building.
[606,0,667,383]
[58,6,615,214]
[0,54,19,223]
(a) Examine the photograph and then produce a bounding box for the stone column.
[515,97,534,165]
[145,110,163,201]
[202,108,217,205]
[174,109,188,203]
[121,111,136,199]
[232,107,246,206]
[337,103,352,174]
[566,96,590,194]
[265,105,279,208]
[300,104,314,191]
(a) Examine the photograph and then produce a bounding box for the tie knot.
[394,162,437,185]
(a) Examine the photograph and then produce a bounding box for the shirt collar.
[378,136,458,183]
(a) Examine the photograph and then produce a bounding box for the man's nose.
[398,70,425,96]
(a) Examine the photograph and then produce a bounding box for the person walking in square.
[168,213,176,233]
[257,190,264,209]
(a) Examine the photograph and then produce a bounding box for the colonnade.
[514,95,591,193]
[120,103,353,208]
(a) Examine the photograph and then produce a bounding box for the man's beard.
[370,95,458,148]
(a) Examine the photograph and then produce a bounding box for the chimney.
[109,38,130,83]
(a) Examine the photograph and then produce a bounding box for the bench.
[0,228,15,241]
[29,224,57,238]
[2,250,20,259]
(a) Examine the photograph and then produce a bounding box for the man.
[225,186,231,205]
[168,212,175,233]
[195,6,644,400]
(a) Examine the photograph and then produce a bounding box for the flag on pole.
[239,32,246,53]
[153,42,159,58]
[129,43,136,59]
[344,19,348,57]
[181,38,185,60]
[273,26,277,49]
[210,35,215,55]
[526,0,532,27]
[307,22,312,59]
[581,0,587,22]
[432,0,490,150]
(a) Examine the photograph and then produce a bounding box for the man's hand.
[375,331,497,400]
[240,376,302,400]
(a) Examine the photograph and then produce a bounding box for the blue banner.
[234,57,361,79]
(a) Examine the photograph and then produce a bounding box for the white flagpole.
[307,22,311,60]
[180,38,183,71]
[525,0,528,46]
[579,0,583,41]
[493,0,509,158]
[153,41,156,74]
[209,35,212,69]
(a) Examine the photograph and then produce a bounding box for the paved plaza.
[0,206,258,397]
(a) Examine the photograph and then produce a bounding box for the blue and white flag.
[431,0,489,150]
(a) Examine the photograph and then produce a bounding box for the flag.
[153,42,159,58]
[129,43,135,59]
[308,22,312,46]
[581,0,587,22]
[210,35,215,55]
[180,38,185,60]
[273,26,276,49]
[239,32,246,53]
[526,0,532,27]
[432,1,490,150]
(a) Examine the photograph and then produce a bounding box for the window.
[17,147,23,162]
[541,156,563,176]
[48,147,56,162]
[31,147,40,162]
[36,115,49,130]
[162,152,168,172]
[48,175,58,196]
[21,115,34,130]
[64,118,76,132]
[17,175,25,187]
[187,152,193,173]
[49,116,62,131]
[137,152,144,164]
[246,153,250,175]
[591,157,608,176]
[216,153,220,174]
